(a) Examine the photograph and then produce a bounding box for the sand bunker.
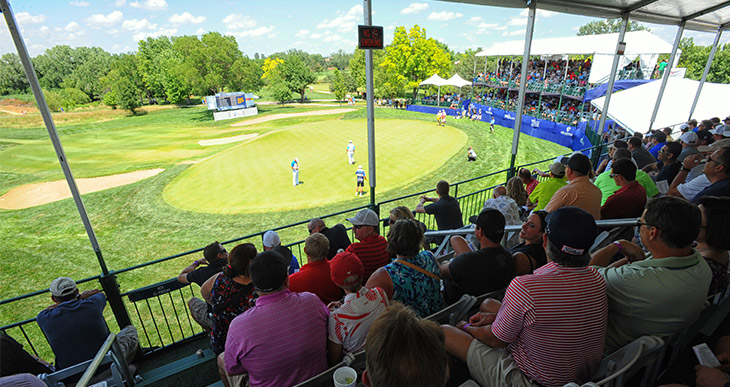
[0,168,165,210]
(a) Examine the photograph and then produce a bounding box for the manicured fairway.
[163,118,467,213]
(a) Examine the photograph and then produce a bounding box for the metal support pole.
[597,14,629,136]
[0,0,132,329]
[689,28,723,120]
[470,53,477,100]
[508,1,537,179]
[363,0,376,205]
[649,22,685,131]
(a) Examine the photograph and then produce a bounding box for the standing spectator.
[179,241,228,331]
[527,162,566,211]
[416,180,464,245]
[345,209,390,281]
[366,219,441,317]
[326,251,389,365]
[307,218,351,260]
[696,196,730,296]
[518,168,539,196]
[221,251,328,387]
[506,176,527,207]
[289,233,342,304]
[600,158,647,219]
[544,153,602,219]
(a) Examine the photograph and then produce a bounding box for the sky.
[1,0,729,59]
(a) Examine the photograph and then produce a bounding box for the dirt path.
[230,108,357,127]
[0,169,165,210]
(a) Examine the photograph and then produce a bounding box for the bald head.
[493,186,507,198]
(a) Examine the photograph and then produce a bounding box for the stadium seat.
[591,335,665,387]
[426,294,476,325]
[291,350,364,387]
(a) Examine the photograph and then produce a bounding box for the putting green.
[162,118,467,214]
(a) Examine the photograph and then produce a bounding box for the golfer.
[291,158,299,186]
[355,165,367,196]
[346,140,356,165]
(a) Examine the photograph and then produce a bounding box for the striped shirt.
[346,234,390,281]
[328,287,389,353]
[492,262,607,387]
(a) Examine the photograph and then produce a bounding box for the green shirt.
[528,177,567,210]
[595,251,711,354]
[594,169,659,205]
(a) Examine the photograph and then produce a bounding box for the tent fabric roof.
[420,74,448,86]
[438,0,730,33]
[590,77,730,133]
[476,31,677,57]
[420,73,473,87]
[446,74,472,87]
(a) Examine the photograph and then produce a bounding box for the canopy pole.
[597,14,629,136]
[363,0,376,206]
[508,0,537,179]
[688,28,723,120]
[649,21,685,132]
[471,52,477,100]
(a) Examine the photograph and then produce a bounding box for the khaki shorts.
[217,352,250,387]
[188,297,213,331]
[466,340,535,387]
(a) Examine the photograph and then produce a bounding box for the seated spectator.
[696,196,730,296]
[179,241,228,331]
[326,251,388,365]
[663,127,675,142]
[388,206,428,251]
[695,335,730,386]
[289,233,342,303]
[442,209,514,304]
[37,277,138,371]
[692,146,730,203]
[667,139,730,200]
[363,302,448,387]
[677,131,700,163]
[527,162,566,211]
[590,196,712,353]
[594,148,658,205]
[649,141,683,186]
[629,137,656,169]
[262,230,300,274]
[518,168,539,195]
[416,180,464,246]
[483,186,521,247]
[442,207,607,387]
[205,243,257,355]
[1,332,53,377]
[600,158,647,219]
[506,176,527,207]
[545,153,603,219]
[345,209,390,281]
[307,218,351,260]
[222,250,328,387]
[596,140,628,175]
[648,130,668,160]
[511,210,548,275]
[366,219,441,317]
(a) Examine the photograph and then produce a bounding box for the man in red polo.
[345,209,390,281]
[289,233,343,303]
[601,158,647,219]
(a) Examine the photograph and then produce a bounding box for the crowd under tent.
[590,77,730,134]
[419,73,473,106]
[476,31,678,84]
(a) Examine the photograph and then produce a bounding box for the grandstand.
[2,0,730,385]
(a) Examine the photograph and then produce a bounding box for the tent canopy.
[447,74,472,88]
[590,77,730,133]
[420,74,448,87]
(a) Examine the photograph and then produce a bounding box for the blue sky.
[2,0,728,58]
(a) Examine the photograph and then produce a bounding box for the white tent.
[420,74,449,106]
[590,77,730,134]
[476,31,678,84]
[446,74,472,88]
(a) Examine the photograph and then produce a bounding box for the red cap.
[330,251,364,286]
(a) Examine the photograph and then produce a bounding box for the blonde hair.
[506,176,527,206]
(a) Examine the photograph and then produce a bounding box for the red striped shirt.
[492,262,607,387]
[345,234,390,281]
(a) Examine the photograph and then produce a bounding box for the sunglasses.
[353,225,365,229]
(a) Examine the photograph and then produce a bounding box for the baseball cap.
[710,125,730,137]
[548,162,566,177]
[696,130,714,144]
[468,208,505,243]
[249,250,289,292]
[50,277,77,297]
[652,130,667,143]
[724,116,730,122]
[560,153,592,176]
[678,131,697,145]
[330,251,364,286]
[347,209,379,226]
[262,230,281,248]
[699,138,730,153]
[545,207,597,256]
[679,123,689,132]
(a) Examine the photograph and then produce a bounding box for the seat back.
[292,350,364,387]
[425,294,476,325]
[593,335,664,387]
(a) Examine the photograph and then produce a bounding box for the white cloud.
[507,17,526,27]
[317,5,362,32]
[427,11,463,21]
[169,12,206,25]
[475,22,498,35]
[502,30,524,36]
[195,28,205,35]
[16,12,46,24]
[133,27,177,41]
[64,22,82,32]
[84,11,123,28]
[129,0,167,11]
[295,29,310,38]
[114,0,126,6]
[323,34,343,42]
[495,26,507,31]
[122,19,157,31]
[311,33,322,39]
[519,9,558,18]
[70,1,90,6]
[226,26,275,39]
[40,26,49,33]
[467,17,483,25]
[223,14,257,30]
[401,3,428,15]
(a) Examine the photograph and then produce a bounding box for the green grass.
[164,119,466,213]
[0,104,569,355]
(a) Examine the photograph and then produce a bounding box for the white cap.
[710,125,730,137]
[262,230,281,248]
[346,209,380,226]
[679,123,689,131]
[50,277,77,297]
[679,131,697,145]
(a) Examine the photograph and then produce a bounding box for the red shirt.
[289,260,343,304]
[525,178,539,196]
[345,234,390,281]
[600,180,647,220]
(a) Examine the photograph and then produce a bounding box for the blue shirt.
[649,142,666,160]
[692,177,730,203]
[356,170,366,182]
[291,160,298,169]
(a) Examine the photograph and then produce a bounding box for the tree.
[328,49,353,70]
[171,32,243,96]
[268,78,291,104]
[101,54,143,113]
[261,57,284,84]
[380,25,453,99]
[278,54,317,103]
[137,36,174,101]
[577,19,650,36]
[33,45,76,90]
[227,56,264,93]
[62,47,112,100]
[0,53,29,95]
[330,69,347,101]
[677,38,730,84]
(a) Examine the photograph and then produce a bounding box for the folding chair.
[292,351,363,387]
[426,294,476,326]
[592,335,665,387]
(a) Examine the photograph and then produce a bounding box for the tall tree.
[380,25,453,99]
[33,45,76,90]
[278,54,317,103]
[0,53,29,95]
[328,49,353,70]
[227,56,264,92]
[577,19,650,36]
[137,36,174,101]
[677,37,730,84]
[101,54,143,113]
[330,69,347,101]
[61,47,112,100]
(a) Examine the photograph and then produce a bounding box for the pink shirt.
[492,262,607,386]
[225,289,329,387]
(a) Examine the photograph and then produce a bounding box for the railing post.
[453,183,459,199]
[99,274,132,329]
